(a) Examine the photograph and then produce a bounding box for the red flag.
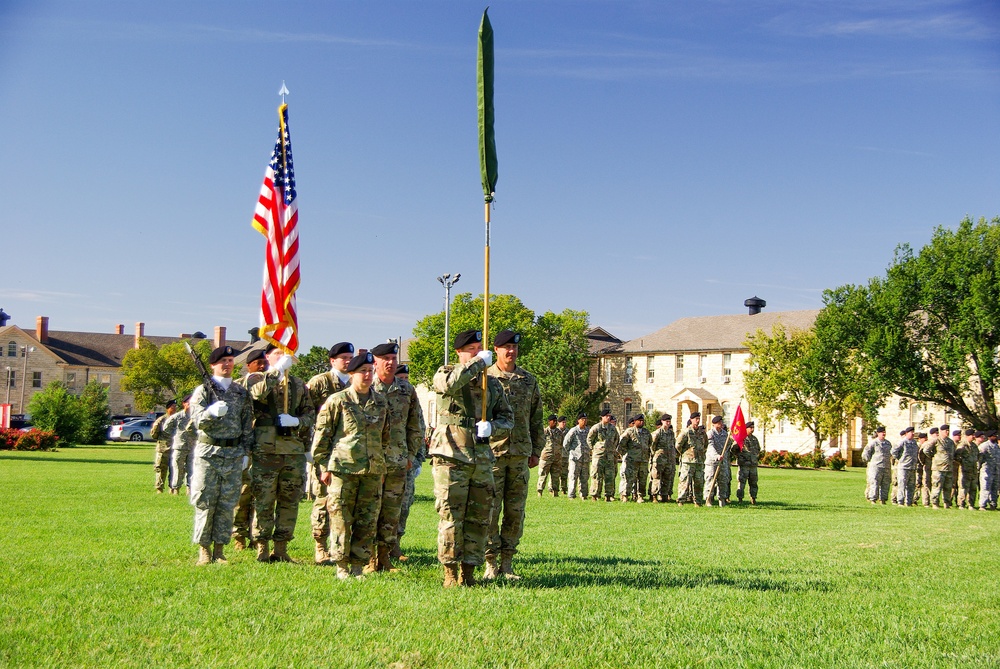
[730,404,748,449]
[252,103,300,354]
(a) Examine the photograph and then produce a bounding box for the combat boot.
[350,563,365,579]
[460,563,477,587]
[483,555,499,580]
[552,490,559,498]
[335,560,351,580]
[620,495,628,503]
[255,539,270,563]
[537,490,543,497]
[232,536,248,552]
[376,544,397,573]
[362,554,379,575]
[271,540,296,563]
[636,495,645,504]
[442,564,460,588]
[196,544,212,566]
[390,543,409,562]
[315,539,333,565]
[212,543,227,563]
[500,553,521,581]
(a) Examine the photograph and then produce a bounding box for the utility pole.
[437,273,461,366]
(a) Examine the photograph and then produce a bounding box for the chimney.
[134,322,145,349]
[744,296,766,316]
[115,324,124,335]
[214,326,227,349]
[36,316,49,344]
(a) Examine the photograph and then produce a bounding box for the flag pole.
[477,8,497,421]
[481,201,490,419]
[706,396,746,503]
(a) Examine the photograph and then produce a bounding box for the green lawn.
[1,445,998,668]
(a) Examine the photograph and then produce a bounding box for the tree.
[120,338,215,411]
[76,381,112,445]
[290,345,330,381]
[520,309,592,412]
[27,382,82,443]
[817,216,1000,429]
[744,323,873,450]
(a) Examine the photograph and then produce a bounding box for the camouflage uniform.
[563,424,591,499]
[189,380,255,547]
[429,356,512,566]
[891,437,919,506]
[486,363,543,561]
[306,370,348,552]
[247,371,316,546]
[373,375,425,555]
[917,439,934,506]
[149,413,173,492]
[537,424,565,495]
[232,371,266,544]
[676,424,707,505]
[617,425,651,501]
[397,430,427,545]
[923,434,955,508]
[163,409,196,492]
[704,426,731,505]
[736,433,762,503]
[861,436,892,503]
[649,426,677,502]
[587,422,619,500]
[311,386,389,568]
[979,439,1000,510]
[955,438,980,508]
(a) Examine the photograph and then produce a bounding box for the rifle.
[184,342,226,401]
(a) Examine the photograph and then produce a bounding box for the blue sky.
[2,1,998,351]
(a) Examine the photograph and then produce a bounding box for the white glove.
[305,450,314,464]
[278,414,300,428]
[207,401,228,417]
[242,456,249,471]
[476,350,493,366]
[272,354,294,374]
[476,420,492,438]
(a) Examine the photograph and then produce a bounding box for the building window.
[646,356,655,383]
[624,357,633,384]
[674,354,684,382]
[6,370,14,389]
[7,342,16,358]
[909,402,924,426]
[698,354,707,379]
[723,353,732,377]
[624,401,632,418]
[602,402,611,412]
[65,372,76,389]
[100,373,111,388]
[32,372,42,388]
[604,359,611,385]
[645,401,654,413]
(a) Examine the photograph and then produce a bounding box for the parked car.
[109,418,156,442]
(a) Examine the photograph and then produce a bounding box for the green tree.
[76,381,112,445]
[120,338,214,411]
[290,345,330,381]
[27,382,82,443]
[520,309,592,413]
[817,216,1000,429]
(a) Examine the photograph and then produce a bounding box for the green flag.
[478,8,497,202]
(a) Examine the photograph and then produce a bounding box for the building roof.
[614,309,820,354]
[586,327,621,355]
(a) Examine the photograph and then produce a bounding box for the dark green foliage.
[75,381,112,445]
[289,345,330,381]
[27,381,81,443]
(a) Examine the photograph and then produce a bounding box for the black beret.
[610,415,617,421]
[558,416,567,422]
[547,413,558,421]
[493,329,521,346]
[876,426,886,433]
[264,343,279,354]
[690,411,701,419]
[660,414,672,422]
[953,430,962,437]
[917,432,927,439]
[346,351,375,372]
[246,348,266,364]
[746,421,755,428]
[394,364,409,375]
[632,414,645,423]
[929,427,939,434]
[182,393,192,403]
[965,428,976,436]
[940,424,950,432]
[577,412,587,420]
[329,342,354,357]
[711,415,723,424]
[209,345,236,364]
[975,431,985,438]
[989,430,998,438]
[454,329,482,350]
[165,400,177,409]
[600,409,611,417]
[371,342,399,357]
[902,426,914,435]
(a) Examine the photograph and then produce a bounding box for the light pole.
[19,345,34,414]
[437,272,461,366]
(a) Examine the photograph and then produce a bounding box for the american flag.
[252,103,300,354]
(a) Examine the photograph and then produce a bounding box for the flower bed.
[0,428,60,451]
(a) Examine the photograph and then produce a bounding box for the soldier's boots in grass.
[196,544,213,566]
[500,553,521,580]
[483,556,499,580]
[363,545,398,574]
[442,564,460,588]
[212,543,227,563]
[336,560,351,580]
[460,563,477,587]
[232,536,248,551]
[256,540,270,563]
[270,541,295,563]
[389,543,409,562]
[315,539,334,565]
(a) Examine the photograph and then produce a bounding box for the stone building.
[0,316,246,417]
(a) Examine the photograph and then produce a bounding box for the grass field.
[2,444,999,668]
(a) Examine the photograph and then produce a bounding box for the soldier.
[587,410,619,501]
[162,395,196,496]
[917,427,938,506]
[979,430,1000,511]
[189,345,256,565]
[861,426,892,504]
[311,351,389,579]
[149,400,178,494]
[891,426,919,507]
[485,330,543,581]
[537,414,563,497]
[924,424,955,509]
[563,413,591,499]
[369,342,424,573]
[232,348,268,550]
[955,428,979,509]
[394,363,428,562]
[649,414,676,503]
[305,341,354,565]
[617,414,651,502]
[949,428,962,504]
[704,415,731,507]
[245,345,315,562]
[556,416,569,494]
[429,329,513,587]
[676,412,707,506]
[736,420,762,504]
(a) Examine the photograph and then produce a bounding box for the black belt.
[200,437,238,448]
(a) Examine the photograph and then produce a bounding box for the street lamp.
[437,272,461,366]
[19,345,35,414]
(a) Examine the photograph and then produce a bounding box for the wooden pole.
[481,201,491,420]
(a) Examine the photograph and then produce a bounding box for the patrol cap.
[660,414,672,422]
[600,409,611,417]
[965,428,976,436]
[493,330,521,347]
[952,430,962,437]
[577,412,588,420]
[875,426,886,434]
[711,415,723,424]
[329,342,354,358]
[547,413,558,422]
[209,345,236,364]
[929,427,939,435]
[746,420,755,428]
[165,399,176,409]
[690,411,701,419]
[346,351,375,372]
[395,364,409,375]
[371,342,399,357]
[246,348,266,364]
[454,329,482,350]
[558,416,567,422]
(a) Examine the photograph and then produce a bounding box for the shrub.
[829,453,847,471]
[786,452,801,468]
[75,381,112,445]
[0,428,21,450]
[0,428,59,451]
[808,448,827,469]
[27,382,81,443]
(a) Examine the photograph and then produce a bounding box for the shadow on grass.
[0,455,148,466]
